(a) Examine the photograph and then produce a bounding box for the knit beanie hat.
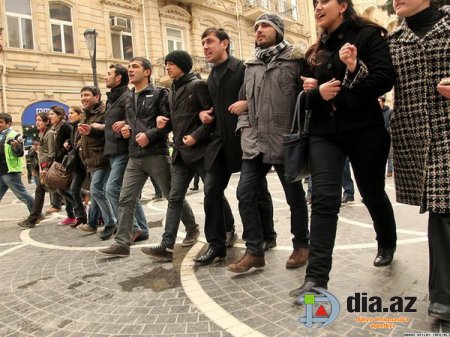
[165,50,193,74]
[254,13,285,38]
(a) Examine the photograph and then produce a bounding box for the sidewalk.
[0,173,448,337]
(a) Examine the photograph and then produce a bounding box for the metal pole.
[92,32,98,87]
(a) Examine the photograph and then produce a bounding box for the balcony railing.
[242,0,299,22]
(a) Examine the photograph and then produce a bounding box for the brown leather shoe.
[286,247,309,269]
[227,252,265,273]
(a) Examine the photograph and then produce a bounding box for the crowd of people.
[0,0,449,322]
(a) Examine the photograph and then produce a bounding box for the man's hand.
[156,116,170,129]
[199,108,214,124]
[90,122,104,130]
[339,43,358,73]
[78,124,91,135]
[301,76,318,92]
[437,78,450,99]
[183,135,197,146]
[112,121,126,133]
[121,125,131,138]
[9,140,20,148]
[228,101,248,116]
[136,132,149,147]
[319,78,341,101]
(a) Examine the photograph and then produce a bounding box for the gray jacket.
[237,44,307,164]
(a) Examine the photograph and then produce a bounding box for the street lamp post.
[83,28,98,87]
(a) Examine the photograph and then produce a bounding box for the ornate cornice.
[159,5,191,23]
[100,0,142,11]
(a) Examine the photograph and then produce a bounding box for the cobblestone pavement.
[0,172,449,337]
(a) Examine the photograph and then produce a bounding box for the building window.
[291,0,299,21]
[5,0,34,49]
[49,3,74,53]
[278,0,286,14]
[166,28,184,53]
[110,16,133,60]
[229,40,235,56]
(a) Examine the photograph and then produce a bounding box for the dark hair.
[35,112,51,125]
[0,113,12,124]
[378,96,386,102]
[201,27,231,54]
[69,106,83,114]
[80,86,102,100]
[129,57,152,82]
[109,63,129,86]
[306,0,387,66]
[50,105,66,118]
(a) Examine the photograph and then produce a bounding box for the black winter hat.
[254,13,285,38]
[165,50,193,74]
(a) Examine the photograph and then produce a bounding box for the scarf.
[255,40,289,63]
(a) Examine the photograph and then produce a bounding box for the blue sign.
[21,100,69,125]
[298,288,340,328]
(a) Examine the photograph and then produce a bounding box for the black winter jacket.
[205,56,245,174]
[307,20,395,134]
[125,84,170,158]
[53,120,72,163]
[168,73,212,165]
[104,85,130,157]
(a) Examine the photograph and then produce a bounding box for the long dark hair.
[306,0,388,66]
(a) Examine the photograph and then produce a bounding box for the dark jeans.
[306,127,397,286]
[0,172,34,212]
[70,170,87,219]
[203,150,236,251]
[162,158,204,247]
[428,212,450,305]
[237,154,309,256]
[342,157,354,197]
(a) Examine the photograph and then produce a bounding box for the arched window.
[6,0,34,49]
[49,3,74,53]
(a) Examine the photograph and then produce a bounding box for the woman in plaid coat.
[387,3,450,321]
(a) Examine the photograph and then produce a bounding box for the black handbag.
[62,149,77,173]
[283,91,311,183]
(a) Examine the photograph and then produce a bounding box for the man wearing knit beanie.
[165,50,193,75]
[228,13,310,273]
[142,50,215,262]
[254,13,285,44]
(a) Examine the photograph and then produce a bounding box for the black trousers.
[428,212,450,305]
[237,154,308,256]
[306,126,397,286]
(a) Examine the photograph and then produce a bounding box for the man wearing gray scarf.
[228,13,310,273]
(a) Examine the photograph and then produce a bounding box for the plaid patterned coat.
[387,6,450,214]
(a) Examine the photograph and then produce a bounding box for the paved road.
[0,173,448,337]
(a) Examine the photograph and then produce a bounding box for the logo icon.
[298,288,340,328]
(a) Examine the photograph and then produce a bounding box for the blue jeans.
[0,172,34,212]
[115,155,196,248]
[342,157,355,197]
[88,167,116,229]
[107,155,148,234]
[237,154,309,256]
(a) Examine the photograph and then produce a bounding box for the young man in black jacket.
[142,50,210,261]
[102,63,148,241]
[97,57,197,257]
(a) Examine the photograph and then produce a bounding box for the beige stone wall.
[0,0,315,131]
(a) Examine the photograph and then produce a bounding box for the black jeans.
[237,154,309,256]
[306,127,397,286]
[428,212,450,305]
[203,150,235,251]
